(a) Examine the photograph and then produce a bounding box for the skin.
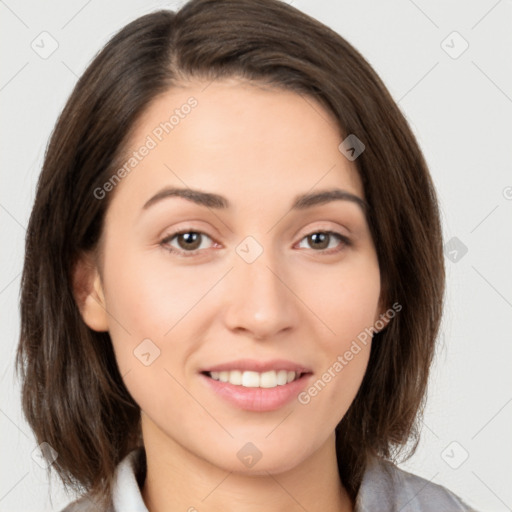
[75,78,389,512]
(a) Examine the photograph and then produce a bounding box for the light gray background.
[1,1,511,511]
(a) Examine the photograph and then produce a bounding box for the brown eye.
[161,230,214,255]
[307,232,330,250]
[175,232,202,251]
[298,231,350,253]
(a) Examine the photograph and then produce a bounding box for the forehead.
[110,78,364,211]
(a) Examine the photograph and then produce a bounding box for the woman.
[16,0,478,510]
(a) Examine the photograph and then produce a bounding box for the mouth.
[202,369,306,388]
[199,360,313,412]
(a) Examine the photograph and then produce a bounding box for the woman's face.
[79,78,386,474]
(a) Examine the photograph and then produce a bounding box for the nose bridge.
[222,238,299,339]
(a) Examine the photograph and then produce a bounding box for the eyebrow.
[142,186,368,213]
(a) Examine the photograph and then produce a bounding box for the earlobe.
[72,253,109,332]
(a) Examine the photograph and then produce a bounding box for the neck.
[140,418,354,512]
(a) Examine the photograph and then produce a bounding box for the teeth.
[208,370,300,388]
[260,370,277,388]
[228,370,242,385]
[242,371,260,387]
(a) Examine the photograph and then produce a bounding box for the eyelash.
[159,229,351,257]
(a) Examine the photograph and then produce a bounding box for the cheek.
[300,254,381,346]
[99,254,199,416]
[296,298,374,433]
[101,245,208,338]
[296,255,379,404]
[99,243,225,396]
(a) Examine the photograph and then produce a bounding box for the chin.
[202,440,316,476]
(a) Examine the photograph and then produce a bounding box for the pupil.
[180,232,200,250]
[310,233,328,249]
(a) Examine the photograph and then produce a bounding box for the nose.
[222,247,300,341]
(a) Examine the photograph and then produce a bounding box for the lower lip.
[200,373,312,412]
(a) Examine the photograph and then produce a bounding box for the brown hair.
[16,0,445,508]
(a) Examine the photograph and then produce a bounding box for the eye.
[160,229,351,257]
[297,231,351,254]
[160,230,216,256]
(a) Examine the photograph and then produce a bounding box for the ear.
[71,252,109,332]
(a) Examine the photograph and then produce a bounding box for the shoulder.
[59,495,109,512]
[58,449,145,512]
[354,457,479,512]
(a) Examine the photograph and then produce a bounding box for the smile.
[206,369,302,388]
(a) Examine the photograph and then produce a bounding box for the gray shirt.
[61,448,478,511]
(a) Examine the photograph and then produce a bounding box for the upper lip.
[201,359,312,374]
